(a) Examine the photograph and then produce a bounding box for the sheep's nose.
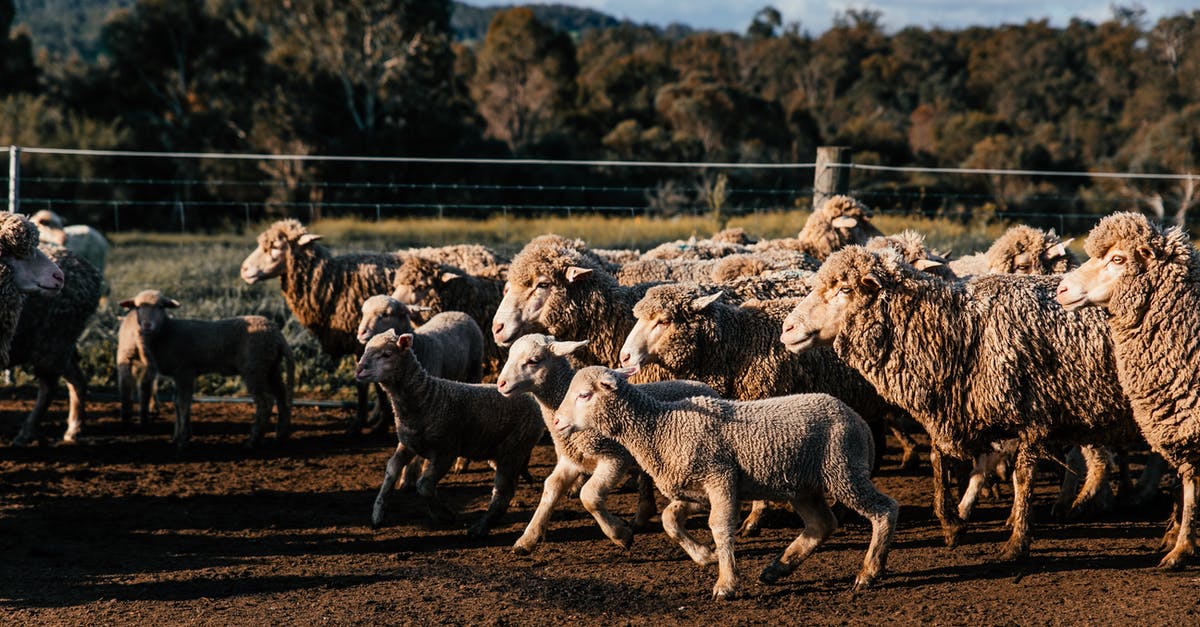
[492,322,505,336]
[1055,283,1070,297]
[497,378,507,391]
[782,322,796,335]
[619,351,631,366]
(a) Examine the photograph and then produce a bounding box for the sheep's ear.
[163,299,181,309]
[439,271,462,284]
[408,305,434,314]
[395,333,414,351]
[1136,244,1156,260]
[296,233,322,247]
[859,274,882,292]
[831,216,858,229]
[914,259,943,271]
[597,372,620,391]
[690,291,723,312]
[548,339,588,357]
[613,365,639,377]
[119,299,136,309]
[1042,241,1069,261]
[565,266,593,283]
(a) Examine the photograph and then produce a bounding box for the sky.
[459,1,1197,34]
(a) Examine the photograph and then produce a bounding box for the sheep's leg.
[1133,453,1168,508]
[737,500,769,537]
[890,425,920,471]
[138,367,158,428]
[759,493,837,585]
[828,461,900,589]
[61,356,86,444]
[172,375,195,448]
[450,457,470,474]
[705,484,741,601]
[633,471,657,530]
[247,388,273,449]
[1052,446,1086,521]
[1069,445,1115,519]
[513,459,582,555]
[12,374,57,447]
[468,452,528,538]
[662,499,716,566]
[346,381,370,434]
[577,459,636,550]
[118,362,135,428]
[999,446,1036,561]
[371,442,418,528]
[366,383,392,435]
[269,367,291,442]
[959,451,998,521]
[930,448,967,547]
[417,454,459,528]
[396,456,427,492]
[1159,469,1197,570]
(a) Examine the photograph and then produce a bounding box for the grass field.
[18,210,1022,401]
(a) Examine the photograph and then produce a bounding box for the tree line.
[2,0,1199,231]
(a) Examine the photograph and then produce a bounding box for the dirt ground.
[1,398,1198,626]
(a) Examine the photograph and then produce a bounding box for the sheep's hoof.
[737,521,762,538]
[853,571,879,590]
[1158,548,1192,570]
[941,519,967,548]
[512,540,536,556]
[758,561,793,585]
[998,540,1029,562]
[466,523,491,538]
[711,584,738,601]
[612,527,634,550]
[9,433,32,448]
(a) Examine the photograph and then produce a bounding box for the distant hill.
[11,1,684,60]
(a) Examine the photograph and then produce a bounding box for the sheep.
[948,224,1075,278]
[615,249,817,286]
[355,329,544,537]
[8,246,103,445]
[356,295,483,384]
[388,256,506,379]
[1056,211,1200,569]
[708,250,819,282]
[864,230,956,280]
[641,235,753,261]
[117,290,293,448]
[591,247,641,265]
[751,195,883,260]
[554,366,898,600]
[496,334,718,554]
[781,246,1140,560]
[1,213,65,368]
[400,243,508,276]
[30,209,109,276]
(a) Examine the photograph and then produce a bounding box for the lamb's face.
[1056,244,1131,311]
[0,246,64,295]
[357,296,412,345]
[119,291,180,336]
[553,367,618,437]
[621,290,722,370]
[496,334,586,397]
[355,330,412,382]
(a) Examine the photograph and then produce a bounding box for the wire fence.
[6,145,1197,235]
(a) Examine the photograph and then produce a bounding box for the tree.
[0,0,37,96]
[747,6,782,40]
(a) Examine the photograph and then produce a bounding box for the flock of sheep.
[0,195,1197,601]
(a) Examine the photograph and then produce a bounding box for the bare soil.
[1,399,1197,625]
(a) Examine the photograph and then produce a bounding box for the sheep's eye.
[535,282,551,289]
[657,318,671,327]
[577,391,592,401]
[838,286,852,295]
[1110,255,1126,265]
[525,357,540,366]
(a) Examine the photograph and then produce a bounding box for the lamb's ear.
[439,271,462,284]
[597,371,620,391]
[296,233,323,247]
[548,339,588,357]
[859,273,882,292]
[831,216,858,229]
[565,266,593,283]
[691,291,723,312]
[1042,240,1070,261]
[408,305,434,314]
[1136,244,1156,260]
[163,298,181,309]
[914,259,943,271]
[395,333,415,351]
[119,299,136,309]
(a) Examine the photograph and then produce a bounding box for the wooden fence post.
[7,146,18,214]
[813,146,851,210]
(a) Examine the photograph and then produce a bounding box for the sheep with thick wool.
[554,366,898,600]
[497,334,718,554]
[356,295,483,384]
[781,246,1139,560]
[0,212,64,367]
[1057,211,1200,569]
[949,224,1076,278]
[616,249,818,286]
[356,329,544,537]
[751,195,883,260]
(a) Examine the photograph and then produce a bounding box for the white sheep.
[496,334,718,554]
[117,290,294,448]
[555,366,898,600]
[30,210,109,275]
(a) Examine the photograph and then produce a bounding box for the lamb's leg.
[737,500,769,537]
[828,462,899,588]
[930,448,967,547]
[999,446,1036,561]
[468,452,529,537]
[1068,445,1115,519]
[248,389,272,449]
[662,499,716,565]
[172,375,195,448]
[417,454,459,527]
[61,356,86,444]
[577,459,636,550]
[139,366,157,428]
[12,373,57,447]
[959,451,998,521]
[705,483,741,601]
[118,362,135,428]
[513,459,582,555]
[633,471,657,530]
[371,442,418,528]
[269,367,291,442]
[396,456,426,492]
[759,493,837,585]
[891,425,920,471]
[1159,469,1197,570]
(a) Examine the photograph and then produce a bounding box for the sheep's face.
[994,239,1075,275]
[119,291,180,336]
[0,246,64,295]
[1056,244,1132,311]
[241,229,321,284]
[553,367,621,437]
[496,334,586,397]
[356,330,412,382]
[357,296,414,344]
[621,291,722,370]
[782,255,881,352]
[493,266,589,346]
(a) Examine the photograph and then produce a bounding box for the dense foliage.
[3,1,1200,230]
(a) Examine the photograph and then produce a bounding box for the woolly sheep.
[399,243,508,276]
[496,334,718,554]
[1056,211,1200,569]
[751,195,882,260]
[554,367,898,600]
[0,212,65,366]
[8,246,103,445]
[31,210,109,275]
[356,295,483,384]
[615,249,817,286]
[117,290,294,448]
[355,330,544,537]
[640,235,752,261]
[782,246,1139,560]
[948,224,1075,278]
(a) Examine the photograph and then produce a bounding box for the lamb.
[496,334,718,554]
[0,212,65,366]
[1056,211,1200,569]
[117,290,293,448]
[388,256,506,378]
[356,295,483,384]
[781,246,1139,560]
[8,246,103,445]
[863,230,956,280]
[751,195,883,260]
[554,366,898,600]
[948,224,1075,278]
[355,329,544,537]
[30,209,109,275]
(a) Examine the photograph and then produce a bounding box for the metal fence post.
[7,146,18,214]
[813,146,851,210]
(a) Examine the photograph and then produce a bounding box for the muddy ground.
[1,399,1197,625]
